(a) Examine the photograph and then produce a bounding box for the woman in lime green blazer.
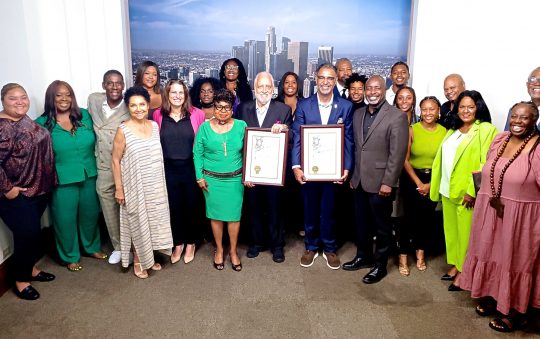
[36,81,106,271]
[430,90,497,291]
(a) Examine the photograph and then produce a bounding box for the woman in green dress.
[193,89,246,271]
[36,80,106,271]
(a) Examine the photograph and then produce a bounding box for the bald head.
[365,75,386,106]
[443,74,465,102]
[527,67,540,103]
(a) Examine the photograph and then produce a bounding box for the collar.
[256,99,271,112]
[367,100,386,114]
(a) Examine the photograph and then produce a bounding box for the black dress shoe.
[31,271,56,282]
[246,246,260,258]
[14,285,40,300]
[362,266,387,284]
[342,257,374,271]
[448,283,463,292]
[441,273,456,281]
[272,248,285,263]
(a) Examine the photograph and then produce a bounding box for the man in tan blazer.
[87,70,130,264]
[344,75,408,283]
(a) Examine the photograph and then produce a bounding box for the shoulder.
[34,115,47,126]
[478,121,497,131]
[336,96,352,109]
[80,108,91,121]
[88,92,106,104]
[189,106,205,117]
[270,100,290,112]
[235,119,247,128]
[490,132,509,148]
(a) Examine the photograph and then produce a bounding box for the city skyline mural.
[128,0,411,96]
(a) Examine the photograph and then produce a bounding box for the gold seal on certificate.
[254,165,261,174]
[312,166,319,174]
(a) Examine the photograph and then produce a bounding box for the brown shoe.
[322,252,341,269]
[300,250,319,267]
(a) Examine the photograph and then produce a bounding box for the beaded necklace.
[489,132,536,217]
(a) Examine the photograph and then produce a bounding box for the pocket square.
[337,117,343,124]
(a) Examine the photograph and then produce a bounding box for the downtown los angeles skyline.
[128,0,411,56]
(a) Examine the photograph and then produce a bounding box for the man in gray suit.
[344,75,408,283]
[87,70,130,264]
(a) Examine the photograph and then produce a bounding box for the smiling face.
[128,95,149,121]
[349,81,364,103]
[103,73,124,104]
[283,75,298,97]
[200,82,214,105]
[316,67,337,97]
[1,87,29,120]
[168,83,185,109]
[420,99,439,124]
[444,76,465,102]
[509,103,537,138]
[396,88,414,113]
[214,100,233,123]
[365,76,386,106]
[391,64,409,87]
[55,84,72,114]
[336,59,352,86]
[224,60,239,82]
[457,96,477,125]
[255,74,273,106]
[142,66,158,89]
[527,68,540,101]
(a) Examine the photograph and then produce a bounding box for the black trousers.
[245,185,284,250]
[353,185,394,267]
[400,170,443,254]
[0,194,48,282]
[164,159,199,245]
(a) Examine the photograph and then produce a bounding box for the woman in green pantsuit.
[430,90,497,291]
[36,80,106,271]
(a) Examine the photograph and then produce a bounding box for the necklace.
[489,132,536,218]
[217,120,232,156]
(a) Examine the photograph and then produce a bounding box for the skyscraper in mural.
[265,26,277,73]
[248,40,265,82]
[318,46,334,65]
[288,41,308,81]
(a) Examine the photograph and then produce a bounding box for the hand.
[378,184,392,197]
[462,194,475,208]
[417,183,430,196]
[271,123,288,134]
[293,168,306,185]
[4,186,27,200]
[115,189,125,205]
[197,179,209,192]
[244,181,255,188]
[334,170,349,185]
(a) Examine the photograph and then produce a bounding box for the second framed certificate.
[242,128,288,186]
[301,125,344,181]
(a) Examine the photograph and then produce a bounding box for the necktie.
[341,88,347,99]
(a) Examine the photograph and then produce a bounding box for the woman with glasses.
[430,90,498,290]
[398,96,446,276]
[189,77,222,121]
[218,58,252,112]
[150,80,205,265]
[193,89,247,271]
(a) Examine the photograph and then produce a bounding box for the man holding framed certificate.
[236,72,292,263]
[291,64,354,270]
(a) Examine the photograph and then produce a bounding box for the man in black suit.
[236,72,292,263]
[344,75,408,283]
[440,73,465,129]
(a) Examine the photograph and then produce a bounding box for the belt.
[202,168,242,178]
[414,168,432,174]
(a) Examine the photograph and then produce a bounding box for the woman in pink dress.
[460,101,540,333]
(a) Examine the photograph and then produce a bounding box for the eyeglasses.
[528,76,540,84]
[214,104,232,112]
[317,76,336,82]
[225,65,239,71]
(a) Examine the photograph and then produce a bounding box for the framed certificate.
[301,125,344,181]
[242,128,288,186]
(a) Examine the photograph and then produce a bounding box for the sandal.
[151,263,162,271]
[171,244,184,264]
[416,250,427,271]
[475,299,497,317]
[90,252,108,260]
[489,315,527,333]
[214,250,224,271]
[133,263,148,279]
[398,255,410,276]
[231,260,242,272]
[67,263,83,272]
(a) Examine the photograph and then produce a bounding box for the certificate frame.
[242,128,288,186]
[301,124,344,181]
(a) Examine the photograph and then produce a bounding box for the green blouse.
[409,122,447,169]
[36,108,97,185]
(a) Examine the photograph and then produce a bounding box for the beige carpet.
[1,236,538,338]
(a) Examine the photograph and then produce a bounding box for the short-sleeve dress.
[460,132,540,315]
[119,121,173,269]
[193,119,246,221]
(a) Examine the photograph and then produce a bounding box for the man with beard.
[292,64,353,269]
[236,72,292,263]
[344,75,408,283]
[440,74,466,129]
[386,61,410,104]
[334,58,353,99]
[504,67,540,130]
[87,70,131,264]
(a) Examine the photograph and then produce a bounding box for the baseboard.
[0,257,11,297]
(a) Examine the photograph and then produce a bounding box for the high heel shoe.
[416,250,427,271]
[230,253,242,272]
[151,263,162,271]
[184,244,195,264]
[133,263,148,279]
[171,244,184,264]
[214,250,224,271]
[398,254,410,276]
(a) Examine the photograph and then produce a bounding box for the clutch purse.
[472,171,482,195]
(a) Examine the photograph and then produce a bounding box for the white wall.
[0,0,131,263]
[409,0,540,129]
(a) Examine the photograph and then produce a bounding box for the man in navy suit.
[236,72,292,263]
[292,64,353,269]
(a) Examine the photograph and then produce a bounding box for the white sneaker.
[108,250,121,264]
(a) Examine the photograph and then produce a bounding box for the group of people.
[1,56,539,333]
